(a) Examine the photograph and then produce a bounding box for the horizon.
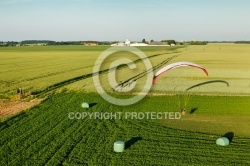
[1,0,250,41]
[1,39,250,42]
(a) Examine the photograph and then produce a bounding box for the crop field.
[0,46,109,96]
[49,44,250,95]
[0,44,250,165]
[0,93,250,165]
[1,44,249,97]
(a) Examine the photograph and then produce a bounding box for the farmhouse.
[84,41,97,46]
[111,39,131,46]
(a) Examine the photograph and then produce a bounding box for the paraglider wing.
[152,62,208,84]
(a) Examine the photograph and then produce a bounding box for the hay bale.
[114,141,125,152]
[81,102,89,109]
[216,137,229,146]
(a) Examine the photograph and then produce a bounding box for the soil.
[0,98,42,118]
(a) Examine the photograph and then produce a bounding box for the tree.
[189,41,208,45]
[161,39,176,45]
[142,38,146,43]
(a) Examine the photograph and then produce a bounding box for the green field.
[1,44,249,96]
[0,44,250,165]
[0,46,110,96]
[0,45,180,96]
[1,93,250,165]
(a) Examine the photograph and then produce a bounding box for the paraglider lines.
[113,54,180,92]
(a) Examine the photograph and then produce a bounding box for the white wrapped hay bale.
[81,102,89,109]
[216,137,229,146]
[114,141,125,152]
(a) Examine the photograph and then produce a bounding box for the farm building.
[84,42,97,46]
[148,41,170,46]
[111,39,173,46]
[111,39,148,46]
[130,43,148,46]
[111,39,131,46]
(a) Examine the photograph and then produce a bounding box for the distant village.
[0,39,177,47]
[2,39,239,47]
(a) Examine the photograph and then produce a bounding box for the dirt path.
[0,98,42,118]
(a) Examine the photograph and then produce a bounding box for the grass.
[150,44,250,95]
[0,46,106,95]
[64,44,250,95]
[0,92,249,165]
[1,44,249,96]
[0,45,180,96]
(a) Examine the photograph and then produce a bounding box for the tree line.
[0,40,111,46]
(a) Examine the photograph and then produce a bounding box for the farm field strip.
[0,93,250,165]
[0,103,67,141]
[0,59,81,74]
[0,94,79,164]
[0,109,68,154]
[33,51,180,96]
[80,46,249,95]
[12,118,89,166]
[0,46,179,95]
[0,57,61,66]
[65,51,194,93]
[11,66,91,83]
[5,44,250,95]
[42,120,96,165]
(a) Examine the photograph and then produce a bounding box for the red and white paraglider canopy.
[152,62,208,84]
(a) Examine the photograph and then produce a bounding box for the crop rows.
[0,46,175,94]
[1,93,249,165]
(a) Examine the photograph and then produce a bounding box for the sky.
[1,0,250,41]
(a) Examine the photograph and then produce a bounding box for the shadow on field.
[89,103,97,108]
[222,132,234,142]
[186,80,229,91]
[125,137,142,149]
[190,107,198,114]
